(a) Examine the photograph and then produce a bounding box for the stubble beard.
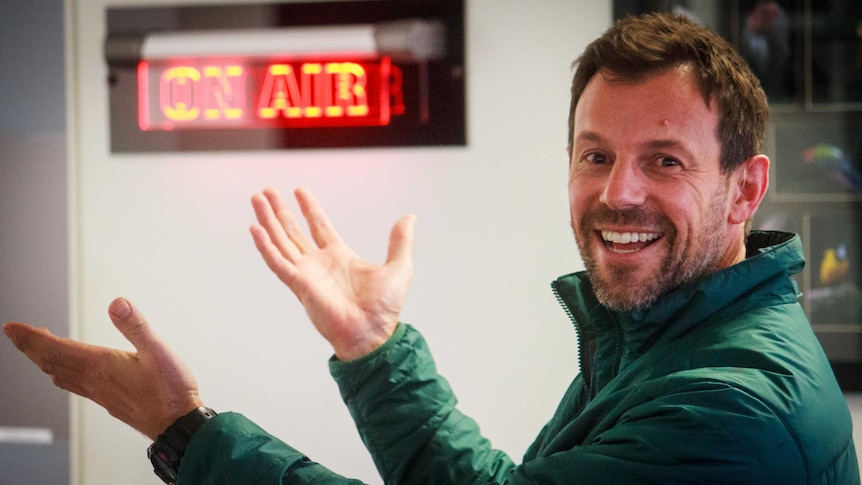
[574,189,729,312]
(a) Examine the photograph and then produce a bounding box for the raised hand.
[250,188,416,361]
[3,298,203,440]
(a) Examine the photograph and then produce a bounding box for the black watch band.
[148,407,217,485]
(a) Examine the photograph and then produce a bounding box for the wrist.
[148,406,217,484]
[150,397,205,440]
[333,326,397,361]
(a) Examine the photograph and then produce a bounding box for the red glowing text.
[138,56,403,131]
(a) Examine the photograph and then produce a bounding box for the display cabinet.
[614,0,862,390]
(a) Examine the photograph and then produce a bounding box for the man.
[4,13,858,484]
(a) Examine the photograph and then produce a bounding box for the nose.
[599,159,647,210]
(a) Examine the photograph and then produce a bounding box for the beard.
[573,186,730,312]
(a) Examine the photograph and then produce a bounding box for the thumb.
[386,214,416,270]
[108,298,158,352]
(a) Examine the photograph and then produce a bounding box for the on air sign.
[139,56,404,131]
[106,1,465,152]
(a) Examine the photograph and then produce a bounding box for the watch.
[147,407,218,484]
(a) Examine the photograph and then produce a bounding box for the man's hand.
[250,188,416,361]
[3,298,203,440]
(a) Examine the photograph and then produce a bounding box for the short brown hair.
[568,13,769,173]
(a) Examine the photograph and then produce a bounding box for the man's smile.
[599,230,663,254]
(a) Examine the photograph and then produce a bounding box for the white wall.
[68,1,606,483]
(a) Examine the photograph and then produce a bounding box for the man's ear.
[728,154,770,225]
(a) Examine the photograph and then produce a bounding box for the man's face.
[569,67,739,311]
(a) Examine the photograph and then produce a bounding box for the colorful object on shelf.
[820,244,850,285]
[802,144,862,192]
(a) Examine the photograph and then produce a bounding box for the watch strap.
[148,407,217,484]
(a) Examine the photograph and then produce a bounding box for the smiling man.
[569,66,747,311]
[566,21,771,314]
[4,12,859,485]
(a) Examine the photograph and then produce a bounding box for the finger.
[7,321,148,429]
[249,224,300,285]
[4,322,103,384]
[107,298,163,353]
[252,192,304,261]
[4,322,57,367]
[386,214,416,272]
[262,188,315,254]
[294,188,343,248]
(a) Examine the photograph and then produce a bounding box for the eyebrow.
[574,131,605,145]
[574,131,696,160]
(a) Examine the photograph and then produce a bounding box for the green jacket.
[179,231,859,484]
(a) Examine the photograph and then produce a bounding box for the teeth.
[601,231,660,244]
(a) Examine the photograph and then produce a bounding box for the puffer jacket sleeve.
[329,323,518,485]
[176,322,517,485]
[178,412,367,484]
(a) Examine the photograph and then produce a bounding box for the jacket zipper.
[551,280,589,394]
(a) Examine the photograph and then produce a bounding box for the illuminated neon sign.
[138,56,404,131]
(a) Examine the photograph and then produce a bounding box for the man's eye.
[584,152,608,164]
[658,156,680,167]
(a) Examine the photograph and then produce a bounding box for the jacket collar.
[552,231,805,356]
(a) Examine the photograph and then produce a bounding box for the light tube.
[106,19,446,66]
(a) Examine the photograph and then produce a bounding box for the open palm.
[250,188,416,360]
